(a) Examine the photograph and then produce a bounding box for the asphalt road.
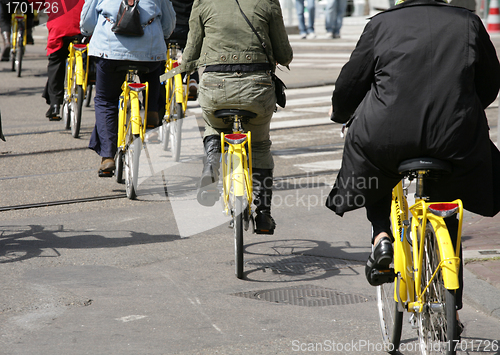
[0,19,499,355]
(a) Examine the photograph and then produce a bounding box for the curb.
[463,268,500,320]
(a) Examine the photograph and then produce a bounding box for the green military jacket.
[181,0,293,73]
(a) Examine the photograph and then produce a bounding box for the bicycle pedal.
[196,187,220,207]
[48,116,62,122]
[369,268,396,285]
[98,169,114,178]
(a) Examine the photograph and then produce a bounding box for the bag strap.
[234,0,273,70]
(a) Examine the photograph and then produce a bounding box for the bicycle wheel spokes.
[417,223,456,355]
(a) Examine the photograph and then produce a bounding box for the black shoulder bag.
[234,0,287,108]
[111,0,144,37]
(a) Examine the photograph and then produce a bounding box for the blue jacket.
[80,0,176,61]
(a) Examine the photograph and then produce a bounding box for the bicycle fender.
[428,215,460,290]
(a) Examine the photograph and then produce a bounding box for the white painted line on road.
[270,117,332,129]
[294,159,343,173]
[116,315,147,322]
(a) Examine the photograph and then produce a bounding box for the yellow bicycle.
[218,109,255,279]
[376,158,463,355]
[113,65,149,200]
[62,43,89,138]
[159,42,190,162]
[10,10,27,77]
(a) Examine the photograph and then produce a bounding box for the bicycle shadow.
[242,238,368,282]
[0,224,183,264]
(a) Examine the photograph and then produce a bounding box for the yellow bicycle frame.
[117,81,149,149]
[221,131,253,217]
[392,178,463,312]
[11,12,27,51]
[66,43,89,98]
[164,44,189,118]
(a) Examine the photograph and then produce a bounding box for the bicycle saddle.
[115,64,150,74]
[398,157,452,175]
[214,109,257,119]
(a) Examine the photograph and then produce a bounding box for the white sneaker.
[306,32,316,39]
[300,33,307,39]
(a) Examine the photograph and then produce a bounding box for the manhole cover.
[245,255,364,275]
[232,285,375,307]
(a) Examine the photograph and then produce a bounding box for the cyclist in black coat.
[326,0,500,299]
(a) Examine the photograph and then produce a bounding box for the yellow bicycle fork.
[221,131,253,216]
[392,180,463,313]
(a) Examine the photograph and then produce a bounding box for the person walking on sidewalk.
[296,0,316,39]
[326,0,500,314]
[325,0,348,38]
[179,0,293,235]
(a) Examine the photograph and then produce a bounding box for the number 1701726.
[7,1,59,14]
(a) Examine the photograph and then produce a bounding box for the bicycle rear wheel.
[71,85,84,138]
[169,102,183,162]
[377,279,403,353]
[115,149,124,183]
[62,100,71,130]
[161,119,170,151]
[234,195,244,279]
[15,30,23,77]
[84,84,93,107]
[125,136,141,200]
[417,222,457,355]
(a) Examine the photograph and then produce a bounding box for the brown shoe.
[98,157,115,177]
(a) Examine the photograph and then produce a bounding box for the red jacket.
[45,0,84,55]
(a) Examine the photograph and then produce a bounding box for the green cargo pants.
[198,70,277,170]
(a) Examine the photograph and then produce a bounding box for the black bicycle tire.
[377,281,404,353]
[235,195,244,279]
[115,149,124,184]
[170,102,183,162]
[16,31,23,77]
[161,120,170,151]
[71,85,84,138]
[62,101,71,130]
[126,136,141,200]
[418,222,458,355]
[84,84,93,107]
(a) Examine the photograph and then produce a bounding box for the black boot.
[197,135,221,206]
[253,168,276,234]
[1,32,11,61]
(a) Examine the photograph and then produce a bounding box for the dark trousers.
[42,35,83,105]
[89,57,162,158]
[366,192,464,309]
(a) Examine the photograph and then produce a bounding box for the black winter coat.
[326,0,500,217]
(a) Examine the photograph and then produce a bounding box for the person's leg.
[365,192,394,286]
[44,40,71,119]
[325,0,334,35]
[295,0,307,37]
[90,58,126,164]
[334,0,348,37]
[306,0,315,34]
[138,61,162,128]
[0,3,11,61]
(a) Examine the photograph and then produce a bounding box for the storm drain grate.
[232,285,375,307]
[245,255,364,275]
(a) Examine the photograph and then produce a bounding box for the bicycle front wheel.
[161,119,170,151]
[84,84,93,107]
[377,280,403,353]
[125,136,141,200]
[71,85,84,138]
[417,222,457,355]
[234,195,244,279]
[62,100,71,130]
[169,102,183,162]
